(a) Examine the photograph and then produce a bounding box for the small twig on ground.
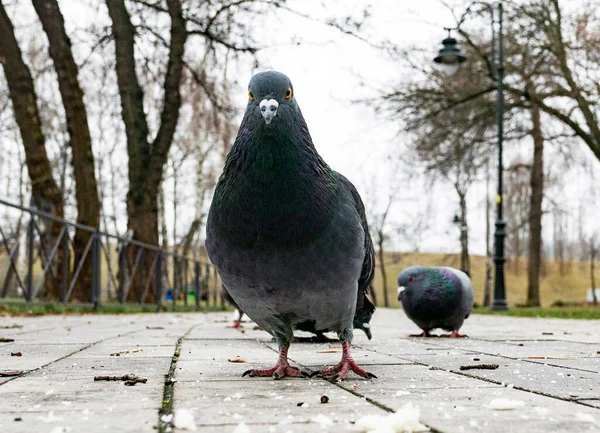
[0,325,22,329]
[146,326,165,330]
[110,349,143,356]
[459,364,499,370]
[10,352,22,357]
[0,337,15,342]
[527,356,576,360]
[94,374,147,385]
[0,370,23,377]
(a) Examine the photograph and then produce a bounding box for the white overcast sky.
[3,0,599,256]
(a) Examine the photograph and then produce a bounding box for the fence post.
[26,213,35,302]
[155,251,163,312]
[183,259,188,307]
[194,261,200,311]
[172,254,177,308]
[118,243,126,303]
[91,231,101,310]
[60,229,68,303]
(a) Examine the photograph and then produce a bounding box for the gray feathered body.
[206,74,373,349]
[397,266,473,332]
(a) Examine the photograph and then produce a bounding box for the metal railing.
[0,198,223,310]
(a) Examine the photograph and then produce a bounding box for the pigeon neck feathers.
[213,102,337,247]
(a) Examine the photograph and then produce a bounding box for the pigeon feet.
[243,364,307,379]
[241,346,308,379]
[409,330,432,337]
[442,331,468,338]
[228,320,243,329]
[313,341,377,381]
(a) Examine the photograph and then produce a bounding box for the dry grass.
[372,252,598,308]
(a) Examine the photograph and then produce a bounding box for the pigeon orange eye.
[408,276,414,283]
[285,88,292,99]
[248,90,255,101]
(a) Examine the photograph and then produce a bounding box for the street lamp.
[433,0,507,310]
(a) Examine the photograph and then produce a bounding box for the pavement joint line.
[412,339,600,374]
[353,343,600,411]
[0,327,142,387]
[158,324,196,433]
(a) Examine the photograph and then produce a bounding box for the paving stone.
[1,309,599,433]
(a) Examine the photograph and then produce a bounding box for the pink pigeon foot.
[229,319,243,329]
[242,346,307,379]
[409,330,433,337]
[442,331,468,338]
[313,340,377,380]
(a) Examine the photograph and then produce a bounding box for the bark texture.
[33,0,100,301]
[0,2,65,299]
[526,96,544,307]
[105,0,186,302]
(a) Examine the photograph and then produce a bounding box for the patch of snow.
[49,427,71,433]
[575,413,596,424]
[173,409,197,431]
[311,414,334,429]
[487,399,525,410]
[233,422,251,433]
[355,403,429,432]
[533,407,549,416]
[40,411,63,423]
[160,413,173,423]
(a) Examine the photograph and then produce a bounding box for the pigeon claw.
[442,331,468,338]
[242,365,306,379]
[409,330,433,337]
[317,359,375,381]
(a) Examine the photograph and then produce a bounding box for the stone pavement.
[0,309,599,433]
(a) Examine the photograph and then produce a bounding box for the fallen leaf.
[228,358,247,363]
[316,349,341,353]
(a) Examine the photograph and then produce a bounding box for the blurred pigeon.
[222,285,244,328]
[206,71,376,380]
[397,266,473,338]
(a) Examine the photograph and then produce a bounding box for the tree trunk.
[106,0,186,303]
[0,3,65,300]
[458,190,470,276]
[526,99,544,307]
[33,0,100,302]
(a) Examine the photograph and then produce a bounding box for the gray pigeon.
[206,71,376,380]
[397,266,473,338]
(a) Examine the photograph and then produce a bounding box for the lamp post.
[433,0,507,310]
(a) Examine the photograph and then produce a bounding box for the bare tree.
[32,0,100,301]
[0,2,66,299]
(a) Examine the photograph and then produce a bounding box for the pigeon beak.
[397,286,406,299]
[260,98,279,125]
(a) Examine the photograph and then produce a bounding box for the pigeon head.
[397,266,428,302]
[246,71,297,128]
